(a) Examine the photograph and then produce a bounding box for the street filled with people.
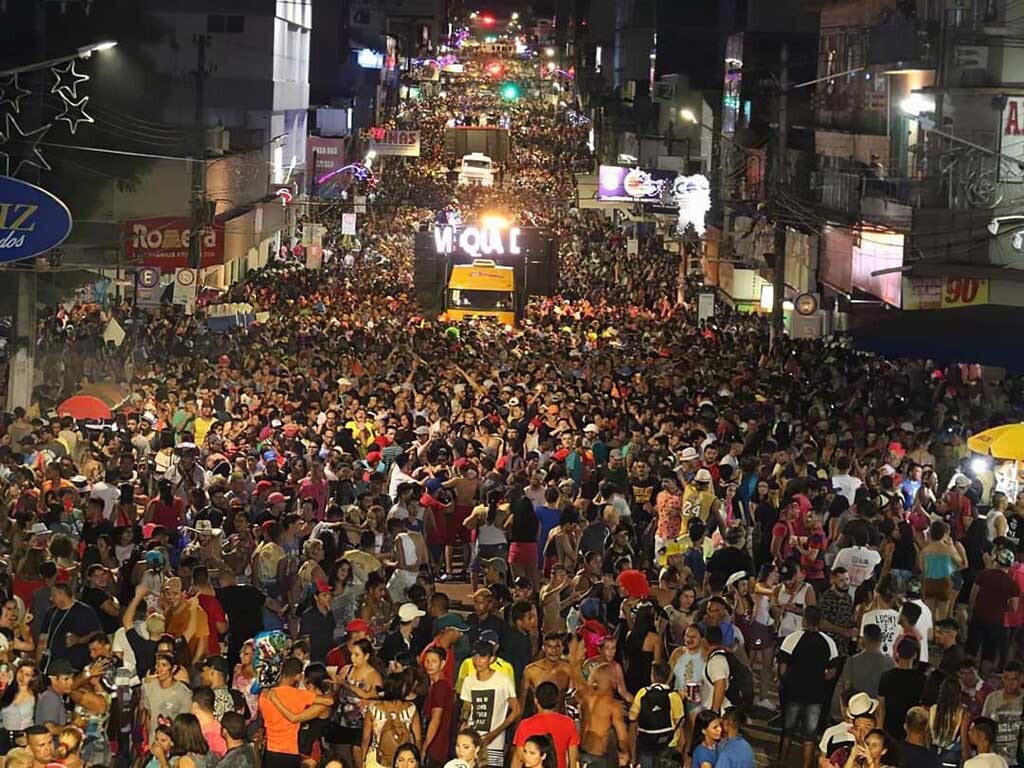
[4,38,1024,768]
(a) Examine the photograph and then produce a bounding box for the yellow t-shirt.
[455,656,515,695]
[628,684,685,747]
[193,416,217,446]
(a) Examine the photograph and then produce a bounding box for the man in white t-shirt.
[461,639,521,767]
[831,457,862,506]
[90,470,121,520]
[964,716,1010,768]
[832,529,881,596]
[701,625,732,713]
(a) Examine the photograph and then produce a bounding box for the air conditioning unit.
[205,126,231,156]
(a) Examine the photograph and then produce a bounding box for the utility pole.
[188,34,211,272]
[770,41,788,349]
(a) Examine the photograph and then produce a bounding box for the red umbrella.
[57,395,112,421]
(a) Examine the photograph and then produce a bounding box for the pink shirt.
[202,719,228,758]
[298,478,330,519]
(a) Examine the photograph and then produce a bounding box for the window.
[448,289,514,311]
[208,14,245,34]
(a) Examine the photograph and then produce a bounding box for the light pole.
[0,40,117,78]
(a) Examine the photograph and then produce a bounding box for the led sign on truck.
[434,225,522,258]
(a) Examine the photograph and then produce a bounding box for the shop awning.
[848,305,1024,369]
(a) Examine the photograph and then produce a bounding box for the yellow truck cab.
[445,259,516,326]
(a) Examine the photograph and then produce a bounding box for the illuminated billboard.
[597,165,677,203]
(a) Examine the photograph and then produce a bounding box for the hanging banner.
[303,223,324,269]
[697,291,715,323]
[341,213,357,235]
[354,195,367,214]
[125,217,225,270]
[173,267,198,306]
[1001,96,1024,182]
[368,129,421,157]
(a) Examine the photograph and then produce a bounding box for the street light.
[679,108,697,124]
[544,47,555,57]
[78,41,118,57]
[0,39,118,77]
[899,93,934,117]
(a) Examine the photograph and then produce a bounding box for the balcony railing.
[813,169,931,227]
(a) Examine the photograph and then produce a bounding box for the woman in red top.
[12,547,47,606]
[144,479,184,532]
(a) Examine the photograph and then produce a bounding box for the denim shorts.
[784,701,823,741]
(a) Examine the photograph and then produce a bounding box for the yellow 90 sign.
[942,278,988,308]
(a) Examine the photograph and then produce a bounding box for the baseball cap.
[472,587,494,600]
[314,578,333,593]
[145,550,165,566]
[583,424,599,434]
[346,619,372,634]
[434,614,470,633]
[511,576,531,590]
[267,492,286,504]
[202,655,231,677]
[848,692,879,717]
[46,659,77,676]
[997,548,1015,567]
[479,629,500,646]
[255,480,274,494]
[778,560,799,580]
[414,426,430,436]
[398,603,426,622]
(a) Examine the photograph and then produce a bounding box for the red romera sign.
[124,217,225,270]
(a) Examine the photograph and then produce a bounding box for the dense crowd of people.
[3,41,1024,768]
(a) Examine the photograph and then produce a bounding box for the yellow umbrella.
[968,423,1024,461]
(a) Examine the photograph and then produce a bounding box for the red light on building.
[485,60,504,77]
[480,14,495,25]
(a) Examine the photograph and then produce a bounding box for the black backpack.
[705,650,755,712]
[636,684,676,752]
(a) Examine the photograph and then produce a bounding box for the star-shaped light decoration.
[55,93,93,134]
[0,114,52,177]
[50,60,90,100]
[0,74,31,115]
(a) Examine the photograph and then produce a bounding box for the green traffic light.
[500,82,521,100]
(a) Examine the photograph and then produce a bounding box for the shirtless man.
[522,633,572,712]
[569,636,629,768]
[540,565,576,634]
[443,462,479,578]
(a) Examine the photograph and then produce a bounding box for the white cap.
[583,424,599,434]
[694,468,712,483]
[398,603,426,622]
